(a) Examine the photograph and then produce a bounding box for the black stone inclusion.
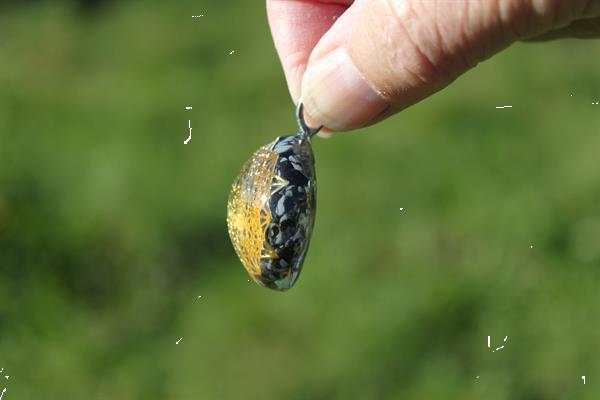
[259,134,316,290]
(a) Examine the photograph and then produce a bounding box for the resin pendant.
[227,103,322,291]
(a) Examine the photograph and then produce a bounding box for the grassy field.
[1,1,600,399]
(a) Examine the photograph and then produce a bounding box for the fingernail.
[316,128,335,139]
[301,48,388,131]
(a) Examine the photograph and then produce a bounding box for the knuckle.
[375,0,448,88]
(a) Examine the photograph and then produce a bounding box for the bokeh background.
[1,0,600,399]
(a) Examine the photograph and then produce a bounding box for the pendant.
[227,103,322,291]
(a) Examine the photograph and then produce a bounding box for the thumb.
[300,0,600,132]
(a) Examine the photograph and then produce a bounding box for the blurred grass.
[1,0,600,399]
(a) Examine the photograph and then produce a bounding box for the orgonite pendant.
[227,103,322,291]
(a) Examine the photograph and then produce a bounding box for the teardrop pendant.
[226,104,322,291]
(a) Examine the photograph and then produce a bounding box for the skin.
[267,0,600,133]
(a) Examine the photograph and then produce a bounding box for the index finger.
[266,0,353,102]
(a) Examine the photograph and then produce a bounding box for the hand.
[267,0,600,132]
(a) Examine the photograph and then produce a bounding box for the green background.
[1,1,600,399]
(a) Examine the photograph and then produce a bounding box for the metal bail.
[296,102,323,140]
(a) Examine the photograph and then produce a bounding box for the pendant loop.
[296,102,323,139]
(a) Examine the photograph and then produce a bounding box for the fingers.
[300,0,504,131]
[298,0,600,131]
[266,0,352,102]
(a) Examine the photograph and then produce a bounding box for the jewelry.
[227,103,322,291]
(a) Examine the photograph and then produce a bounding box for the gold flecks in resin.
[226,142,279,278]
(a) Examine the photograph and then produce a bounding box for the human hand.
[267,0,600,132]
